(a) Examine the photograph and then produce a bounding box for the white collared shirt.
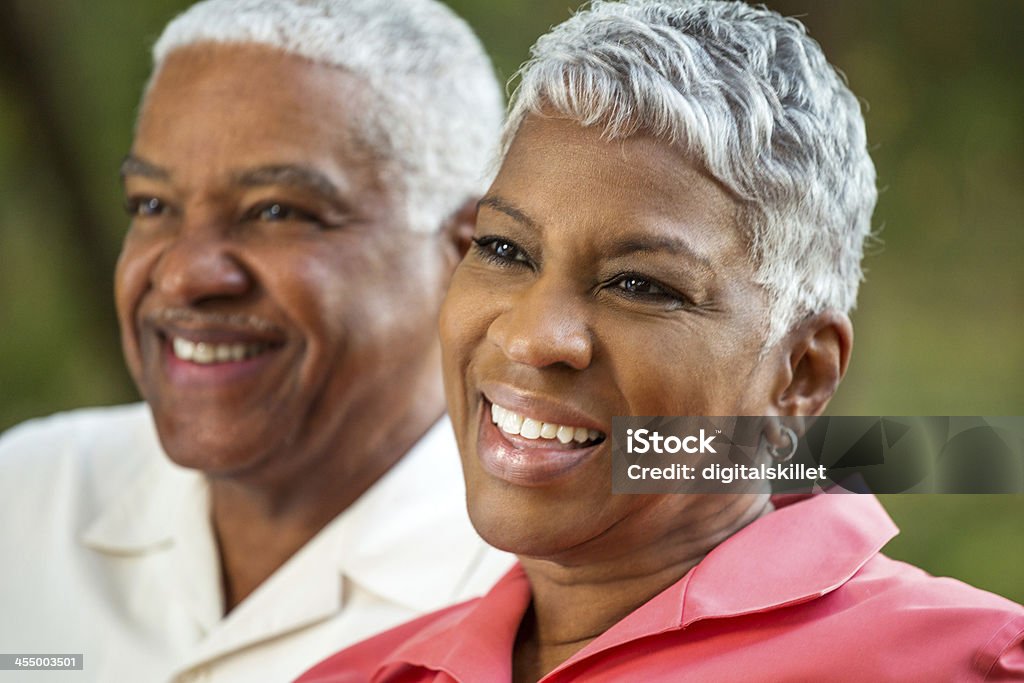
[0,404,513,683]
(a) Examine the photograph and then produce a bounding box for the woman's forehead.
[487,116,749,264]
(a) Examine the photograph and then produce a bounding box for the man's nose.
[486,276,593,371]
[150,228,252,306]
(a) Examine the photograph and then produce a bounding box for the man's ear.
[439,198,478,270]
[771,310,854,424]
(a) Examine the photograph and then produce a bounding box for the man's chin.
[150,409,277,476]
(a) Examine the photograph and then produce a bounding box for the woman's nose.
[150,230,252,306]
[486,276,593,371]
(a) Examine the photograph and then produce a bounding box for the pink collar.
[383,494,898,681]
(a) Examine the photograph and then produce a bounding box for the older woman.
[299,1,1024,681]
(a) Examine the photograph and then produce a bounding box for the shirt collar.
[678,493,898,624]
[186,417,490,667]
[82,413,488,604]
[380,566,531,682]
[78,409,225,632]
[557,493,899,674]
[80,411,498,662]
[337,416,497,613]
[80,407,202,554]
[380,494,899,681]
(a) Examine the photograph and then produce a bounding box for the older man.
[0,1,511,681]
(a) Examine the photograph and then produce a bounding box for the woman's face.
[440,116,782,558]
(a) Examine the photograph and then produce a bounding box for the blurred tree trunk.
[0,3,125,370]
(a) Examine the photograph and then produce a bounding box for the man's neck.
[208,472,377,614]
[208,403,444,613]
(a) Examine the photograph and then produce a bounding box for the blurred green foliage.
[0,1,1021,601]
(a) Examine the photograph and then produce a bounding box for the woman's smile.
[475,390,608,486]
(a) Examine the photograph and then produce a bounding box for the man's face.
[117,44,451,483]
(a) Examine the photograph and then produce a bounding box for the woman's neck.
[513,492,773,683]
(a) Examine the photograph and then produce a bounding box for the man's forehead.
[134,43,392,175]
[142,44,383,147]
[150,41,346,87]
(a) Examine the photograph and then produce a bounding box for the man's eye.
[472,236,532,266]
[252,203,307,222]
[124,196,167,218]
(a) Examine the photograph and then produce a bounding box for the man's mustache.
[145,307,281,333]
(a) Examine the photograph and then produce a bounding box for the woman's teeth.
[491,403,603,445]
[171,337,269,364]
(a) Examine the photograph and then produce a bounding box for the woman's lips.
[475,399,606,487]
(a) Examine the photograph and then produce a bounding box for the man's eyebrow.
[477,195,540,231]
[608,235,714,271]
[233,165,344,204]
[120,154,170,182]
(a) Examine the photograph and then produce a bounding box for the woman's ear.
[439,198,478,270]
[773,310,854,422]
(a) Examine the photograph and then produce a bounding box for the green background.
[1,1,1021,600]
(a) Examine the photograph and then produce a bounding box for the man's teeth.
[171,337,268,364]
[491,403,602,444]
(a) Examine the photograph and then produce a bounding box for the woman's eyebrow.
[477,195,539,231]
[609,236,713,271]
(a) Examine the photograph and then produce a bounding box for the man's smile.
[170,337,273,364]
[139,307,290,387]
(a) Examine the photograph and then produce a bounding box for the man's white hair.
[150,0,503,233]
[505,0,878,345]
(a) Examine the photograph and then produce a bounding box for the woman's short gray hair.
[150,0,503,233]
[505,0,877,345]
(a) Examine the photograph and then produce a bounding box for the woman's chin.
[464,485,608,559]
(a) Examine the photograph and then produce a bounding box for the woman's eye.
[617,276,664,295]
[611,274,690,308]
[124,196,167,218]
[472,236,532,266]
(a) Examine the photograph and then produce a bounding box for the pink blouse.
[298,494,1024,682]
